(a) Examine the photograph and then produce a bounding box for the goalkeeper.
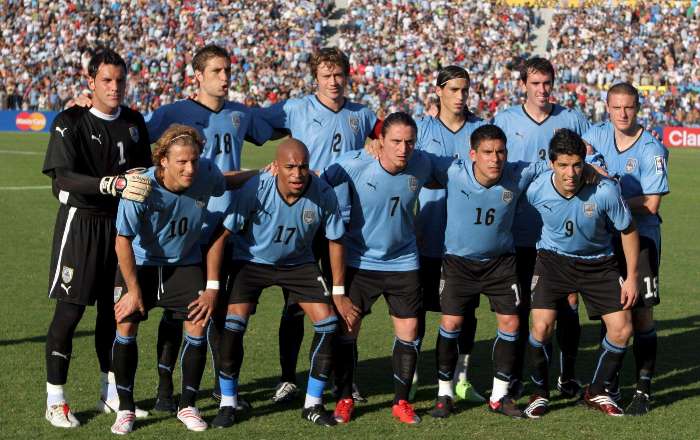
[41,48,153,429]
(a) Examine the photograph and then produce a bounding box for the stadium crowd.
[548,1,700,127]
[0,0,698,127]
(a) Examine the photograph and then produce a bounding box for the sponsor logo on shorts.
[583,202,596,217]
[502,190,513,204]
[408,176,418,192]
[624,158,637,173]
[303,208,316,224]
[349,116,359,134]
[129,126,139,142]
[114,286,123,303]
[232,112,241,129]
[654,155,665,175]
[61,266,74,283]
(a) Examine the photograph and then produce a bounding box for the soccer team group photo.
[0,0,698,438]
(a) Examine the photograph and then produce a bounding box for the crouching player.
[208,138,355,428]
[523,129,639,418]
[430,124,548,419]
[110,124,258,434]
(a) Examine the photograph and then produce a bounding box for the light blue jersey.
[116,160,226,265]
[145,99,273,244]
[441,159,547,260]
[259,95,377,171]
[526,172,632,259]
[415,113,486,258]
[583,122,669,245]
[224,173,345,266]
[493,104,590,247]
[322,150,440,271]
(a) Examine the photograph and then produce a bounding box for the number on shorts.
[643,276,659,300]
[511,283,521,307]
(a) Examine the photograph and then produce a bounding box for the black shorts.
[47,205,117,306]
[531,250,623,320]
[345,268,421,318]
[441,254,519,316]
[114,264,204,322]
[614,235,660,308]
[228,262,330,305]
[515,246,537,311]
[419,256,443,312]
[280,227,331,315]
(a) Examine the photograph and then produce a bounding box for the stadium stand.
[0,0,697,126]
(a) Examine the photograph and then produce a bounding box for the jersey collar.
[521,104,555,126]
[89,106,121,121]
[314,94,347,114]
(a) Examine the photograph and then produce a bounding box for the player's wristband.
[332,285,345,296]
[206,280,220,290]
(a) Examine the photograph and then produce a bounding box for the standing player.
[206,139,355,427]
[42,48,152,428]
[583,82,669,415]
[109,124,260,434]
[258,47,380,403]
[323,113,442,425]
[413,65,486,402]
[493,57,590,398]
[523,129,639,418]
[430,124,548,419]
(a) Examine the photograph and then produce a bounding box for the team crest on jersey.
[654,155,665,175]
[502,190,513,204]
[129,126,139,143]
[583,202,596,217]
[408,176,418,192]
[113,286,123,304]
[231,113,241,130]
[624,158,638,173]
[349,116,360,134]
[195,199,206,209]
[302,208,316,224]
[61,266,74,283]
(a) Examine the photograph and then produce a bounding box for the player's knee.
[184,321,206,338]
[117,322,138,337]
[531,319,553,341]
[498,314,519,334]
[440,315,463,332]
[606,323,633,346]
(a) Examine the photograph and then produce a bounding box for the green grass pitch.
[0,132,698,439]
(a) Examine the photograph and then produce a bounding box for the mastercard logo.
[16,112,47,131]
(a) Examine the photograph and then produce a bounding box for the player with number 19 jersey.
[145,99,272,243]
[223,173,345,265]
[493,105,589,247]
[582,122,669,248]
[115,159,226,265]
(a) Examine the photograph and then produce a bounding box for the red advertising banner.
[663,126,700,148]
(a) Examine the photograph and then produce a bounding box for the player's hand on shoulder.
[100,171,152,203]
[188,289,217,327]
[582,163,603,185]
[64,92,93,110]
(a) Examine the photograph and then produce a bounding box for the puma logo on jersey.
[366,182,377,190]
[55,126,68,137]
[91,134,103,145]
[460,190,470,198]
[542,203,552,212]
[61,283,72,295]
[312,118,323,126]
[515,132,524,138]
[431,138,441,144]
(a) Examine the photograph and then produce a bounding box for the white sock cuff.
[107,371,116,384]
[47,382,64,394]
[490,377,509,403]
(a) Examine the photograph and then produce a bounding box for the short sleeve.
[258,101,289,131]
[601,180,632,231]
[639,144,669,195]
[321,188,345,241]
[222,175,259,233]
[246,108,274,146]
[144,106,170,144]
[116,199,146,237]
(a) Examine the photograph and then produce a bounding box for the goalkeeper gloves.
[99,168,152,202]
